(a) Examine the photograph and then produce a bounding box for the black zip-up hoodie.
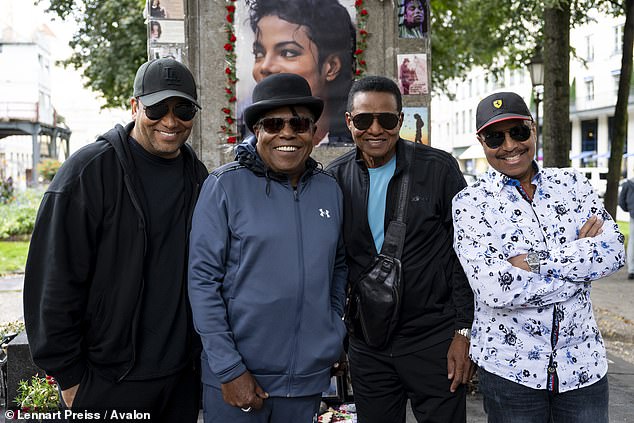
[326,139,474,354]
[23,122,208,389]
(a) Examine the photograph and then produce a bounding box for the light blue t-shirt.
[367,155,396,253]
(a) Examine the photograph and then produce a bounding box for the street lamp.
[528,51,544,163]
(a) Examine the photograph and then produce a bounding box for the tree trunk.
[605,0,634,219]
[543,3,571,168]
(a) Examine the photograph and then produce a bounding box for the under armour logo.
[319,208,331,218]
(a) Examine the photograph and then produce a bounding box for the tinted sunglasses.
[482,124,532,149]
[257,117,314,134]
[350,113,400,130]
[142,100,197,121]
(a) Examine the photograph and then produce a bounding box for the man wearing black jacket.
[23,58,208,421]
[326,76,474,423]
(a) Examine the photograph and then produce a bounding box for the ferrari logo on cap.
[493,99,503,109]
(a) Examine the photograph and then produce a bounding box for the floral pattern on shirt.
[452,165,625,392]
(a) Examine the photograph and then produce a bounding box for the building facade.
[432,9,634,191]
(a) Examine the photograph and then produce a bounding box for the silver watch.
[455,328,471,340]
[524,251,541,274]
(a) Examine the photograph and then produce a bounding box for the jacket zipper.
[287,185,306,396]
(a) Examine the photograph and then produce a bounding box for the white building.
[0,0,70,188]
[432,9,633,189]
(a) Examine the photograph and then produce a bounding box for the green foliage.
[0,177,15,204]
[0,320,25,338]
[37,159,62,182]
[15,375,59,412]
[0,189,44,240]
[40,0,147,109]
[0,241,30,275]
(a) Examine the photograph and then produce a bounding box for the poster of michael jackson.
[235,0,357,146]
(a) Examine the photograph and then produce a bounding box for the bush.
[0,177,15,204]
[0,189,43,240]
[15,375,59,412]
[37,159,61,182]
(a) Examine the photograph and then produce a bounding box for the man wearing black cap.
[188,73,347,422]
[24,58,208,421]
[452,92,625,422]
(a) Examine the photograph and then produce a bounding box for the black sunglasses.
[257,117,314,134]
[350,113,400,130]
[482,124,532,149]
[142,100,197,121]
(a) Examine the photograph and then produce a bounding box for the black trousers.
[62,364,200,423]
[348,338,466,423]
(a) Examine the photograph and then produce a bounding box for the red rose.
[355,49,363,55]
[361,9,368,15]
[356,69,362,75]
[226,5,236,12]
[226,117,234,124]
[360,60,366,65]
[230,34,237,42]
[222,108,231,114]
[360,29,368,35]
[227,136,237,144]
[226,14,233,23]
[225,67,231,74]
[355,0,363,6]
[229,96,237,102]
[224,43,234,51]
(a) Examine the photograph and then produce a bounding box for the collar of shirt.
[482,161,542,195]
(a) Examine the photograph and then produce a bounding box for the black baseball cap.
[476,92,532,134]
[133,58,200,108]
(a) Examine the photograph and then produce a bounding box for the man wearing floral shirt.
[452,92,625,423]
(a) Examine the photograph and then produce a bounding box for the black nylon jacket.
[326,139,474,354]
[23,122,208,389]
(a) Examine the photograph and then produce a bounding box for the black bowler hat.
[476,92,532,134]
[244,73,324,132]
[133,58,200,108]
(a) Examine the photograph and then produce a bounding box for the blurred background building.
[432,9,631,202]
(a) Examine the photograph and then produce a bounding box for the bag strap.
[380,143,415,260]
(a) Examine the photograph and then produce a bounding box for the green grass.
[0,241,29,276]
[617,220,629,242]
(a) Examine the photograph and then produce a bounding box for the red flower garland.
[355,0,369,78]
[221,0,239,144]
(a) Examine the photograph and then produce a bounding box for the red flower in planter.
[227,136,237,144]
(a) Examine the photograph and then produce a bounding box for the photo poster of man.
[397,53,428,95]
[234,0,357,146]
[400,107,429,145]
[397,0,428,39]
[146,0,185,61]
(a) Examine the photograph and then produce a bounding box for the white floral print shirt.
[452,165,625,393]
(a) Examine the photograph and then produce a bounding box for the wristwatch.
[455,328,471,341]
[524,251,541,274]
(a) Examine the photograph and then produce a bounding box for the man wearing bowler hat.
[189,73,347,422]
[24,58,208,421]
[452,92,624,422]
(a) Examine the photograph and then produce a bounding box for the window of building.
[584,77,594,101]
[455,113,459,135]
[585,35,594,61]
[581,119,598,167]
[612,70,621,94]
[614,24,624,54]
[462,110,466,134]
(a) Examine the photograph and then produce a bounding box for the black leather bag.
[345,148,413,350]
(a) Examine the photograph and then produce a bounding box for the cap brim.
[138,90,201,108]
[244,97,324,133]
[477,114,532,134]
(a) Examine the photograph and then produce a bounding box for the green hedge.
[0,189,43,240]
